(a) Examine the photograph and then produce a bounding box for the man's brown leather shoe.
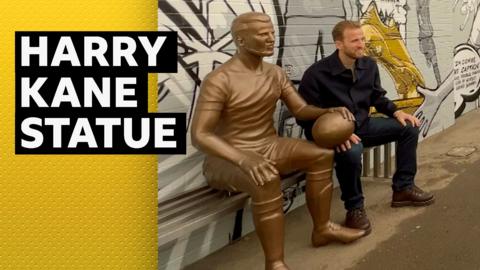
[345,208,371,235]
[391,185,435,207]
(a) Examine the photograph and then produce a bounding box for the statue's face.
[240,20,275,57]
[336,27,366,60]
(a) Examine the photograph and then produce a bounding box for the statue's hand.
[328,107,356,122]
[237,152,279,186]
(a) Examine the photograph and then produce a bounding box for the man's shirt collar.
[324,50,368,75]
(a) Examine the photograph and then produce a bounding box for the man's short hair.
[231,12,271,40]
[332,20,362,41]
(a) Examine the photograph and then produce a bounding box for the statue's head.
[231,12,275,57]
[311,112,354,149]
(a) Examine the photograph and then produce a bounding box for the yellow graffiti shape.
[360,2,425,99]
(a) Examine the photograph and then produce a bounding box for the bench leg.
[251,194,289,270]
[306,169,366,246]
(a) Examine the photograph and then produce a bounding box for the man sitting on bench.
[191,12,365,270]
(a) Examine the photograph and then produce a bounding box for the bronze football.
[312,112,354,148]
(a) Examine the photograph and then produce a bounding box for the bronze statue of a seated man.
[191,12,365,270]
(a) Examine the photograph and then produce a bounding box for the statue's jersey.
[196,58,296,151]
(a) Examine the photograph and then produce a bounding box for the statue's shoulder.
[203,62,232,85]
[264,62,286,77]
[264,61,280,71]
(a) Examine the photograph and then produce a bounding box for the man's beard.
[345,49,363,60]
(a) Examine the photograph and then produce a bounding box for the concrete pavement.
[350,158,480,270]
[186,109,480,270]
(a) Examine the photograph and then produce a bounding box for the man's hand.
[328,107,356,122]
[393,110,420,127]
[237,152,279,186]
[336,133,361,153]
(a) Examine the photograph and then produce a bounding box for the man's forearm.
[374,97,398,117]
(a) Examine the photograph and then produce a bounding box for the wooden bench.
[158,142,396,247]
[158,171,306,246]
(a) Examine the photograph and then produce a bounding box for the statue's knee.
[304,147,335,171]
[311,147,334,164]
[249,176,282,202]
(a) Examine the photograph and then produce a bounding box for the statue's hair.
[231,12,271,41]
[332,20,361,41]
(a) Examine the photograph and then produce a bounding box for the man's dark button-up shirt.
[297,50,397,140]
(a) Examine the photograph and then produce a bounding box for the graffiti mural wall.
[158,0,479,268]
[453,0,480,117]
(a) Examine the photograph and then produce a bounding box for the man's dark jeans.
[334,117,419,210]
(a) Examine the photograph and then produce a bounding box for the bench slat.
[159,186,211,208]
[159,189,219,219]
[158,192,249,246]
[159,191,231,230]
[159,190,225,221]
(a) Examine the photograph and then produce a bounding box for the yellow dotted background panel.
[0,1,158,269]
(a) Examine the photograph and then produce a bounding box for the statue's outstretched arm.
[283,90,355,122]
